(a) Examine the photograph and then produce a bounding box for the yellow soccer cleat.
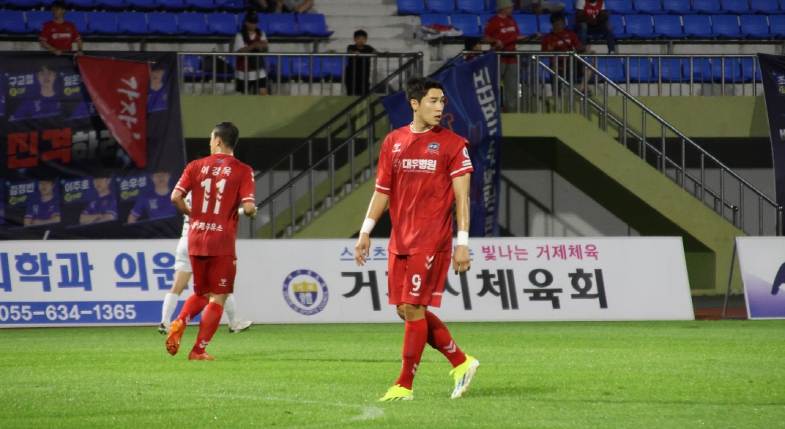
[377,384,413,402]
[450,355,480,399]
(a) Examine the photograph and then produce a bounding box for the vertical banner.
[0,52,185,240]
[757,53,785,212]
[381,53,502,236]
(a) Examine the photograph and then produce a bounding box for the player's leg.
[188,255,236,360]
[166,256,209,356]
[159,235,192,334]
[224,294,252,333]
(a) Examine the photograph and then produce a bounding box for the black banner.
[758,53,785,210]
[0,52,185,240]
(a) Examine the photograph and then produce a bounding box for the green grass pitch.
[2,321,784,428]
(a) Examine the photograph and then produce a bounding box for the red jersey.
[375,125,473,255]
[483,15,519,64]
[174,153,255,258]
[576,0,606,20]
[541,29,583,68]
[39,21,81,51]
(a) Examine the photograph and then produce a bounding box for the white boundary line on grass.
[211,394,385,426]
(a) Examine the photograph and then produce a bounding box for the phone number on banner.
[0,301,161,324]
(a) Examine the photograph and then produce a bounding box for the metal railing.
[500,175,586,237]
[474,50,780,236]
[249,53,423,238]
[177,52,421,96]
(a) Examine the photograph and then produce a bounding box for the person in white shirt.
[234,10,269,96]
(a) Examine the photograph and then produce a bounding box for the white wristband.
[360,218,376,235]
[457,231,469,246]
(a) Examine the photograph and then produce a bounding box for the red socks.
[176,294,208,323]
[192,302,223,355]
[395,318,428,390]
[425,310,467,368]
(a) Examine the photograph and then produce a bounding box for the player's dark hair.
[550,12,565,24]
[52,0,67,9]
[354,29,368,39]
[213,121,239,149]
[405,77,444,108]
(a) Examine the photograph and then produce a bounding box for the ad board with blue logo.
[737,237,785,319]
[0,238,693,327]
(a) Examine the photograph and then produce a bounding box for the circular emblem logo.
[282,269,329,315]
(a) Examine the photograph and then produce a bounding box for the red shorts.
[190,255,236,296]
[388,251,451,307]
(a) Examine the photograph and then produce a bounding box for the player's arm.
[354,191,389,266]
[171,189,191,217]
[452,173,471,274]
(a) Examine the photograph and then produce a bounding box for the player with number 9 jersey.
[175,154,255,259]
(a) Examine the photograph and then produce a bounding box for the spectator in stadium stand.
[39,1,84,57]
[282,0,314,13]
[541,12,591,94]
[234,10,269,95]
[346,29,381,96]
[575,0,616,54]
[482,0,540,113]
[259,0,314,13]
[516,0,566,14]
[250,0,279,13]
[463,38,482,62]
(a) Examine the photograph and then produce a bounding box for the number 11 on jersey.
[200,178,226,214]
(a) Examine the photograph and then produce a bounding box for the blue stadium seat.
[711,57,743,82]
[265,56,293,79]
[634,0,665,14]
[693,0,722,14]
[99,0,128,9]
[292,56,321,80]
[608,14,631,38]
[538,14,553,34]
[559,0,575,13]
[69,0,98,9]
[682,14,714,37]
[214,0,244,11]
[626,57,656,82]
[712,15,743,37]
[654,14,684,37]
[421,13,450,27]
[513,14,538,35]
[68,12,89,35]
[397,0,427,14]
[25,10,52,33]
[182,55,209,80]
[653,57,688,81]
[750,0,781,14]
[596,57,624,82]
[480,12,496,30]
[663,0,693,14]
[190,0,217,10]
[625,14,658,37]
[128,0,157,9]
[323,57,346,79]
[87,12,121,35]
[427,0,457,13]
[457,0,488,13]
[267,13,300,36]
[740,58,762,82]
[207,13,237,36]
[177,13,209,35]
[604,0,634,14]
[770,14,785,36]
[721,0,752,14]
[451,14,482,36]
[740,14,771,38]
[156,0,188,10]
[148,12,179,34]
[117,12,150,34]
[688,58,713,82]
[297,14,333,37]
[257,12,268,33]
[6,0,42,8]
[0,11,27,34]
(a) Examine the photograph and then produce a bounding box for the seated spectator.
[234,10,269,95]
[39,0,83,56]
[517,0,566,14]
[261,0,313,13]
[482,0,540,113]
[283,0,314,13]
[575,0,615,53]
[541,12,590,93]
[250,0,279,13]
[346,29,381,96]
[464,38,482,61]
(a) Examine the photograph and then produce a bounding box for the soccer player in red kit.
[165,122,257,361]
[355,77,480,401]
[39,1,84,56]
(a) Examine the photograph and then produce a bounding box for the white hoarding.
[0,237,693,327]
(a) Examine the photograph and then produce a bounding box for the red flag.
[77,56,149,168]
